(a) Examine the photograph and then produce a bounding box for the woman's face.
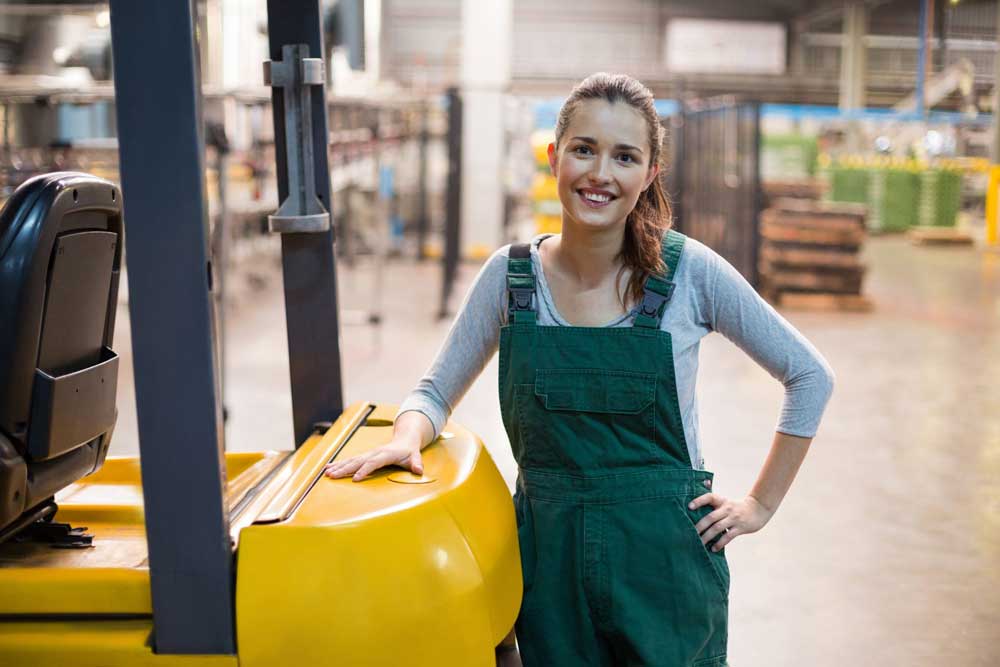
[548,99,659,232]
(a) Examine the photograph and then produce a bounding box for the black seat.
[0,172,123,540]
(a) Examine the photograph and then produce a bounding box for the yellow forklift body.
[0,403,521,666]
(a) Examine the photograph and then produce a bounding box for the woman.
[325,73,834,666]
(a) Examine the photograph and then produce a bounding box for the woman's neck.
[549,221,625,289]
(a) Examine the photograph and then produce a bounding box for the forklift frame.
[108,0,343,654]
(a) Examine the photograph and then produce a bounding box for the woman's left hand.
[688,493,774,552]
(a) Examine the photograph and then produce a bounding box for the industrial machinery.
[0,1,520,665]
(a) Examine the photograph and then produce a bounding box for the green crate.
[829,167,870,205]
[873,169,919,232]
[918,169,962,228]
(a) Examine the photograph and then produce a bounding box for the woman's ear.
[643,163,660,191]
[547,143,558,177]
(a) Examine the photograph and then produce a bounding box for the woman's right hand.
[323,440,424,482]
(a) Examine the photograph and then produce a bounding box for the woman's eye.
[574,145,593,155]
[618,153,635,163]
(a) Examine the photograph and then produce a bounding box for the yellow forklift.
[0,1,520,665]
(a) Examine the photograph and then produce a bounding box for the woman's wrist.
[392,410,436,451]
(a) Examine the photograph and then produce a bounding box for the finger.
[352,451,399,481]
[409,449,424,475]
[326,456,364,478]
[329,456,368,478]
[711,526,741,551]
[324,457,353,474]
[701,517,734,546]
[694,507,729,535]
[688,493,720,511]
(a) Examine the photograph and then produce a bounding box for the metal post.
[917,0,929,117]
[108,0,235,654]
[416,102,430,260]
[839,2,867,150]
[992,0,1000,164]
[439,87,462,320]
[266,0,345,446]
[926,0,936,82]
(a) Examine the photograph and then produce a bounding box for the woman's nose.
[589,155,612,182]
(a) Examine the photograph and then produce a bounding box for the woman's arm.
[685,243,833,547]
[690,431,811,551]
[325,247,510,481]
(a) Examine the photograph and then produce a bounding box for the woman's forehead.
[563,99,648,147]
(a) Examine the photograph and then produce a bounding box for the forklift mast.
[108,0,343,654]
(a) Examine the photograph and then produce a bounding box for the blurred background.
[0,1,997,665]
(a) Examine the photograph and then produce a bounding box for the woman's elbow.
[816,358,836,404]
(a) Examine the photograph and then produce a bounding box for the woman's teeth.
[582,191,611,203]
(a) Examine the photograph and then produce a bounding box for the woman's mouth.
[577,188,616,208]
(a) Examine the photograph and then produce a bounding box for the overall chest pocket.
[517,369,658,468]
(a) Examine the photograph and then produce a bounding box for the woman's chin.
[565,209,625,231]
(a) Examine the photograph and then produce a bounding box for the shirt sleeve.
[395,247,509,438]
[704,247,835,438]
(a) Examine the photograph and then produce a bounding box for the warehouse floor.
[108,235,999,667]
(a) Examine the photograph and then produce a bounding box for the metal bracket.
[509,286,534,312]
[638,282,675,318]
[263,44,330,234]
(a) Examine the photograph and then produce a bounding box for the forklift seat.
[0,172,123,539]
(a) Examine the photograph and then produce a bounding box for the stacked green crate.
[868,168,920,232]
[917,168,962,227]
[867,168,885,232]
[829,167,870,205]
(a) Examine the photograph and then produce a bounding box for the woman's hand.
[689,493,774,552]
[323,441,424,482]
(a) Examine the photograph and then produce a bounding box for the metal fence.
[665,99,761,287]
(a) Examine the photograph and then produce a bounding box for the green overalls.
[500,231,730,667]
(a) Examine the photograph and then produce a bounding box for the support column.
[992,0,1000,164]
[839,2,868,151]
[917,0,930,117]
[460,0,511,259]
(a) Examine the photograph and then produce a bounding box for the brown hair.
[553,72,672,307]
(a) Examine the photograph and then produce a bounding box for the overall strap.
[507,243,536,324]
[634,230,686,329]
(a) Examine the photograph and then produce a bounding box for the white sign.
[665,19,786,75]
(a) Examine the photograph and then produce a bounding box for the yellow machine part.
[0,403,521,666]
[1,620,236,667]
[235,403,521,667]
[986,164,1000,246]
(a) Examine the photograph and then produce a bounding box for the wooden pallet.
[760,269,865,294]
[762,181,827,203]
[906,226,974,245]
[759,200,871,312]
[760,221,866,248]
[767,197,867,219]
[768,292,875,312]
[759,246,864,270]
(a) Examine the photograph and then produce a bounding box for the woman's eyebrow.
[570,136,644,153]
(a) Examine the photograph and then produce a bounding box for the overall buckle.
[510,287,534,311]
[639,282,675,318]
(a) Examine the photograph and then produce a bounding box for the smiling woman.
[331,72,835,667]
[548,73,671,309]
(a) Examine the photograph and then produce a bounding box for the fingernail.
[688,503,695,509]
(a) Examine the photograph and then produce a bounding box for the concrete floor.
[108,236,1000,666]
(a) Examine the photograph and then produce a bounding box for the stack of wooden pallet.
[759,198,873,312]
[762,179,826,206]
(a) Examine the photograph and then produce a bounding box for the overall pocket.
[518,368,658,469]
[674,498,731,601]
